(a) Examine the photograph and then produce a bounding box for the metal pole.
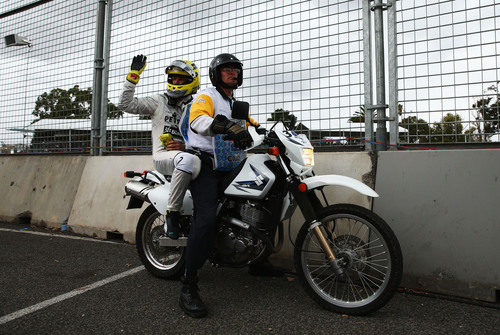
[363,0,374,151]
[387,0,398,149]
[22,46,31,152]
[100,0,113,155]
[373,0,388,151]
[91,0,106,156]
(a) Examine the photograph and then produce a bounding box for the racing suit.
[118,80,198,211]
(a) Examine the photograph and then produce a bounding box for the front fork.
[287,176,345,275]
[309,221,344,276]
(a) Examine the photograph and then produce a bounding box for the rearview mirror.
[231,101,249,120]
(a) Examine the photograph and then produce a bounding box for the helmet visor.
[165,60,197,78]
[167,72,193,85]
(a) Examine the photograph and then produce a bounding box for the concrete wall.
[0,156,87,227]
[373,149,500,302]
[68,156,153,242]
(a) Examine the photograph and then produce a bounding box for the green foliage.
[349,104,403,123]
[267,108,297,129]
[399,116,432,143]
[431,113,465,143]
[469,85,500,142]
[32,85,122,121]
[348,110,365,123]
[399,113,466,143]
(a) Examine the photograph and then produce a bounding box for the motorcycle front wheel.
[136,205,185,279]
[294,204,402,315]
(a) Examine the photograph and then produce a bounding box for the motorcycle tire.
[294,203,403,315]
[136,205,185,279]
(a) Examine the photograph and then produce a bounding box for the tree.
[399,113,468,144]
[431,113,465,143]
[348,106,367,123]
[469,85,500,142]
[32,85,122,121]
[399,116,432,143]
[348,104,403,123]
[267,108,297,129]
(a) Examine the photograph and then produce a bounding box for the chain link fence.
[397,0,500,145]
[1,0,499,154]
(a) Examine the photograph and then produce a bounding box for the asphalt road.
[1,222,499,335]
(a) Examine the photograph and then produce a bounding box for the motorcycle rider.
[179,53,280,318]
[118,55,201,239]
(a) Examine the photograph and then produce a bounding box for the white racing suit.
[118,80,200,212]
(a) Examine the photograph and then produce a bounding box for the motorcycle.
[123,121,402,315]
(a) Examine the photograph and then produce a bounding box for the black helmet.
[209,53,243,88]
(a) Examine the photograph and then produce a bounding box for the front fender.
[302,174,378,198]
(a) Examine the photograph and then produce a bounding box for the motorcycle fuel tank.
[224,154,276,200]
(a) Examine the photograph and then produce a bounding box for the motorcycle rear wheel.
[294,204,402,315]
[136,205,185,279]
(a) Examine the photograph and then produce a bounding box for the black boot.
[248,259,285,277]
[164,211,181,240]
[179,276,207,318]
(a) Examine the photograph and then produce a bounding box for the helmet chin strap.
[166,94,193,106]
[167,96,179,106]
[220,80,238,89]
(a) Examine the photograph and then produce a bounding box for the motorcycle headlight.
[301,147,314,166]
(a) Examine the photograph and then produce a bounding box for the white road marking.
[0,266,145,325]
[0,228,123,245]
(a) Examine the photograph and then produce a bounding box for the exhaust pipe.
[223,217,250,230]
[124,180,154,202]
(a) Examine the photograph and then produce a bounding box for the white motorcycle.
[124,121,402,315]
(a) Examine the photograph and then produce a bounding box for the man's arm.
[189,94,216,136]
[166,140,185,151]
[117,55,158,116]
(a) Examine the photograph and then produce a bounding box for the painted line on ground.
[0,265,145,325]
[0,228,123,245]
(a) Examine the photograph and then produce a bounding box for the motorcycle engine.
[239,201,266,227]
[215,200,269,266]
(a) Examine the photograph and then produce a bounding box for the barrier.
[0,156,87,227]
[373,149,500,302]
[68,156,152,242]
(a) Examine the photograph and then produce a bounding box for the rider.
[179,53,275,318]
[118,55,201,239]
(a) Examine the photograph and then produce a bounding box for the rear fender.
[147,183,194,216]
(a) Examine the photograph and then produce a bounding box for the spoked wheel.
[294,204,402,315]
[136,205,185,279]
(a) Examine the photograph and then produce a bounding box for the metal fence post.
[91,0,106,156]
[100,0,113,155]
[387,0,398,149]
[363,0,374,151]
[373,0,388,151]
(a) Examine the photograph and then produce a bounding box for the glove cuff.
[211,114,230,134]
[126,70,141,84]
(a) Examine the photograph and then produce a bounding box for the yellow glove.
[126,54,147,84]
[159,133,173,147]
